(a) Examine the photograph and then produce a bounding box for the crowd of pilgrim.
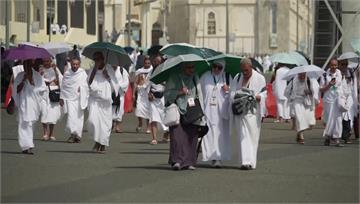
[5,47,359,171]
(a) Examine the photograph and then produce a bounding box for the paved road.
[1,110,359,203]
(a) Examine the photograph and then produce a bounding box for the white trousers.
[276,99,290,119]
[18,118,34,151]
[65,99,84,137]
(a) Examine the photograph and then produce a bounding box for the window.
[70,0,84,28]
[270,1,277,34]
[15,0,27,22]
[207,12,216,35]
[86,0,96,35]
[57,0,68,29]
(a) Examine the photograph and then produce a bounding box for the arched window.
[207,12,216,35]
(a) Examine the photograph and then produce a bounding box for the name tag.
[210,96,217,106]
[188,97,196,107]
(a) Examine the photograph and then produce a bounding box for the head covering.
[213,59,225,68]
[240,58,252,66]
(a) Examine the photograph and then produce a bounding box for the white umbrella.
[282,65,325,80]
[270,52,298,65]
[337,52,359,61]
[41,42,71,56]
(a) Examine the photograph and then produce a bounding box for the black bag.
[181,98,204,124]
[49,88,61,102]
[112,91,121,106]
[151,90,164,98]
[6,97,15,115]
[196,124,209,138]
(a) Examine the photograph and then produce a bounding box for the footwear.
[67,136,75,143]
[335,143,344,147]
[115,129,122,133]
[150,140,158,145]
[240,165,252,170]
[344,139,352,144]
[97,145,106,153]
[145,129,151,134]
[22,148,34,155]
[172,163,181,170]
[274,120,281,123]
[187,166,196,170]
[92,142,100,152]
[214,160,221,168]
[49,136,56,141]
[324,139,330,146]
[42,135,49,141]
[74,136,81,143]
[296,138,305,145]
[136,127,141,132]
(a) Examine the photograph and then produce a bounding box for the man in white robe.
[230,58,267,170]
[60,57,89,143]
[285,73,319,144]
[109,65,129,133]
[13,60,47,154]
[200,60,232,167]
[87,52,118,153]
[273,65,290,122]
[134,58,153,133]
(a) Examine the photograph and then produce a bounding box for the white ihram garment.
[135,67,153,119]
[109,66,129,122]
[87,67,113,146]
[149,82,168,131]
[230,70,267,169]
[320,69,342,123]
[13,70,47,150]
[273,67,290,119]
[60,68,89,137]
[200,71,231,161]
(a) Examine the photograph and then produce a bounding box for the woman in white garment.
[87,52,115,153]
[110,65,129,133]
[230,58,267,170]
[285,73,319,144]
[41,58,63,141]
[148,56,169,145]
[199,60,232,168]
[273,64,291,123]
[134,58,153,133]
[13,60,47,154]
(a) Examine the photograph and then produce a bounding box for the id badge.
[188,97,196,107]
[210,96,217,106]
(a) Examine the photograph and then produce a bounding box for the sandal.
[335,143,344,147]
[42,135,49,141]
[97,145,106,153]
[49,136,56,141]
[150,140,158,145]
[297,138,305,145]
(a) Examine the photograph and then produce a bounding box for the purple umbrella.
[3,44,52,61]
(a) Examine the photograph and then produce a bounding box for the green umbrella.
[270,52,298,65]
[206,54,243,77]
[289,51,309,66]
[160,43,221,58]
[351,38,360,55]
[150,54,210,84]
[82,42,132,67]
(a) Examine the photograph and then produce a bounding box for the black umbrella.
[147,45,163,57]
[295,50,311,65]
[249,57,263,73]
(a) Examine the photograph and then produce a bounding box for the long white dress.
[87,66,113,146]
[60,68,89,137]
[230,70,267,169]
[319,69,342,123]
[13,70,47,150]
[149,82,168,131]
[273,66,290,119]
[135,67,153,119]
[41,67,63,124]
[108,66,129,122]
[285,76,318,132]
[200,71,232,161]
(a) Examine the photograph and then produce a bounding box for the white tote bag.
[163,103,180,127]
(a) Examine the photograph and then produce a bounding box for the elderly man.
[87,52,118,153]
[230,58,267,170]
[60,57,89,143]
[13,60,47,154]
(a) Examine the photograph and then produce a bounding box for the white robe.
[13,70,47,150]
[149,82,168,131]
[285,76,318,132]
[273,67,290,119]
[87,67,113,146]
[108,66,129,122]
[41,67,63,124]
[319,69,342,123]
[230,70,267,169]
[135,67,153,119]
[60,68,89,137]
[200,71,231,161]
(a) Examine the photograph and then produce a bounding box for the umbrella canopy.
[3,44,52,61]
[282,65,325,80]
[337,52,359,61]
[270,52,298,65]
[82,42,132,67]
[207,54,242,77]
[351,38,360,55]
[124,46,134,54]
[147,45,163,57]
[41,42,71,56]
[295,50,311,64]
[289,51,309,66]
[249,57,264,73]
[150,54,210,84]
[160,43,221,58]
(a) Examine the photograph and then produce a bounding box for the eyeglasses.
[212,65,223,70]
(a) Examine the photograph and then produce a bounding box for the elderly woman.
[164,63,205,170]
[285,73,319,144]
[230,58,267,170]
[199,60,232,167]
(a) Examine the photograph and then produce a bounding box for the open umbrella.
[270,52,298,65]
[249,57,264,73]
[82,42,132,67]
[150,54,210,84]
[124,46,134,54]
[147,45,163,57]
[351,38,360,55]
[3,44,52,61]
[207,54,242,77]
[337,52,359,61]
[289,51,309,66]
[41,42,71,56]
[160,43,221,58]
[282,65,325,80]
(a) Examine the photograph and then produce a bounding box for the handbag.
[163,103,180,127]
[338,96,350,112]
[181,98,204,124]
[6,97,15,115]
[112,91,121,106]
[49,86,61,102]
[196,124,209,138]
